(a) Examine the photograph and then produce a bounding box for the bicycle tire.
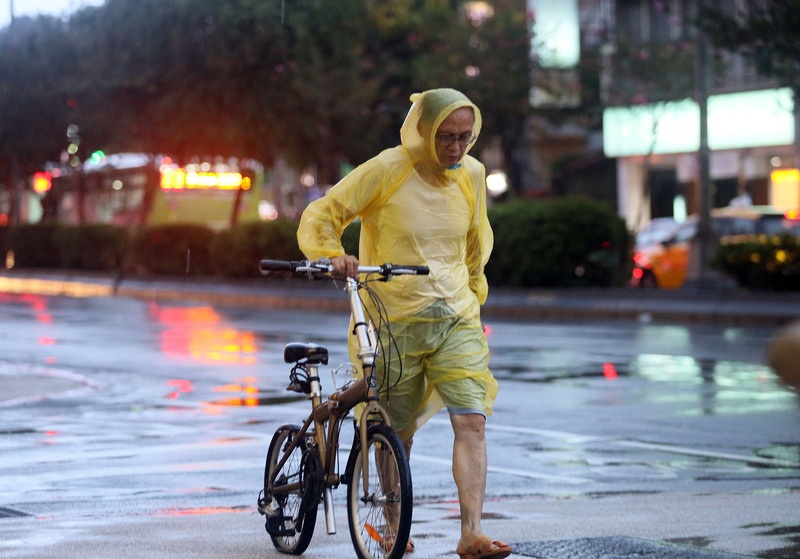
[346,424,413,559]
[262,424,318,554]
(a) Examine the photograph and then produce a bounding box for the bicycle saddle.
[284,342,329,365]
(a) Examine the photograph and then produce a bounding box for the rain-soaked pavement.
[0,290,798,558]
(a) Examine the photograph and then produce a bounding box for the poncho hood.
[399,88,483,173]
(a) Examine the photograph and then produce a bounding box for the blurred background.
[1,0,798,290]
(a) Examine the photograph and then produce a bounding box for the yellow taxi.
[631,206,800,289]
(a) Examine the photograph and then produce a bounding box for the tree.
[698,0,800,166]
[0,0,536,210]
[602,38,695,228]
[0,15,88,224]
[451,0,536,195]
[341,0,535,194]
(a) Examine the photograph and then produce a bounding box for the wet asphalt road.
[0,290,798,559]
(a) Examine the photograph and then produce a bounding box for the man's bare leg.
[451,414,511,558]
[451,413,488,548]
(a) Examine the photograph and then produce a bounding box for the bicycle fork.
[343,278,393,498]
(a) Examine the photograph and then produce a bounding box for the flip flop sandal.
[456,536,512,559]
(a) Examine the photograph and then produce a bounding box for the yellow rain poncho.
[297,88,497,439]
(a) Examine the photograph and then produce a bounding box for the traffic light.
[90,150,106,165]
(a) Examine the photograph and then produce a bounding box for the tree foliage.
[0,0,533,193]
[698,0,800,92]
[603,40,695,107]
[0,17,77,173]
[697,0,800,162]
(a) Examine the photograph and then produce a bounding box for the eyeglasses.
[435,132,476,147]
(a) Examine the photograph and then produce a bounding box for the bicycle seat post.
[306,360,336,536]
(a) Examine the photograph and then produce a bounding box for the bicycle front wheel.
[346,424,413,559]
[262,424,318,555]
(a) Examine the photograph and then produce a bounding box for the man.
[297,88,511,559]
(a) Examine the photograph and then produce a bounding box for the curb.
[1,271,799,327]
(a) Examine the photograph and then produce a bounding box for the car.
[631,206,800,289]
[634,217,679,250]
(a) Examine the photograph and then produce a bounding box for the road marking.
[408,453,591,484]
[430,417,800,469]
[428,417,602,443]
[616,440,800,469]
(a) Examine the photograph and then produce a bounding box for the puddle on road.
[494,353,780,387]
[740,522,800,559]
[524,440,800,485]
[174,486,227,494]
[665,536,715,549]
[494,362,629,383]
[0,507,33,518]
[153,305,260,366]
[151,303,343,367]
[493,352,797,416]
[0,427,37,435]
[754,443,800,467]
[208,392,306,407]
[153,505,251,517]
[163,375,306,408]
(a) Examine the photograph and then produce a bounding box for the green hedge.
[486,197,631,287]
[209,219,304,278]
[130,224,217,276]
[712,234,800,291]
[1,221,306,278]
[6,224,64,268]
[59,224,128,271]
[3,223,124,270]
[1,197,632,288]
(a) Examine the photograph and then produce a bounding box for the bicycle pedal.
[265,515,297,537]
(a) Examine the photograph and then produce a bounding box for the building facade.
[529,0,797,231]
[599,0,797,230]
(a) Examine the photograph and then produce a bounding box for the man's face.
[434,107,475,168]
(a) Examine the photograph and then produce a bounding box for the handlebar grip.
[400,265,429,275]
[259,259,297,273]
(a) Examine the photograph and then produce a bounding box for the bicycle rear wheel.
[261,424,319,554]
[346,424,413,559]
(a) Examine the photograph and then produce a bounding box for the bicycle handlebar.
[259,258,429,278]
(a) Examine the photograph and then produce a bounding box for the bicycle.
[256,258,428,559]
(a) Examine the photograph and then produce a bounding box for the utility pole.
[686,0,715,290]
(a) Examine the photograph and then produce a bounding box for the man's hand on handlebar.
[330,254,359,279]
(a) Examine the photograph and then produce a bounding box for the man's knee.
[451,413,486,439]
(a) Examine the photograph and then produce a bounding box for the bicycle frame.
[266,275,391,536]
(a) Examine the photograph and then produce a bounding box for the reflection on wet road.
[155,304,258,365]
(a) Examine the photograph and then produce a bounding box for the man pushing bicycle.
[297,88,512,559]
